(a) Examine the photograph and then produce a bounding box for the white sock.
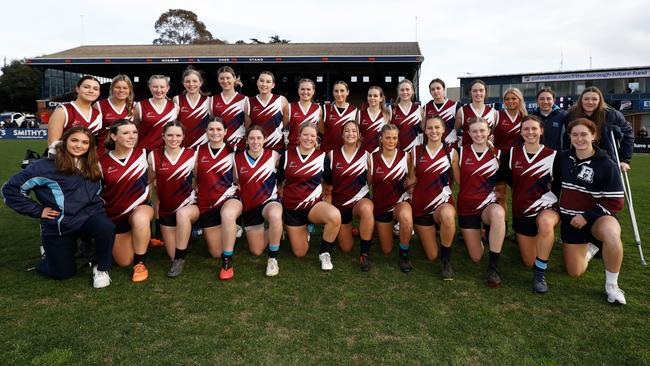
[605,270,619,286]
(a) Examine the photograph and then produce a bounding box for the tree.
[268,35,290,44]
[153,9,213,45]
[0,59,40,112]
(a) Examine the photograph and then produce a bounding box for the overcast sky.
[2,0,649,99]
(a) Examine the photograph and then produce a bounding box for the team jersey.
[286,102,321,149]
[136,99,178,152]
[359,108,386,153]
[175,94,211,149]
[149,147,196,218]
[493,110,523,151]
[370,150,410,215]
[458,104,496,146]
[424,99,460,144]
[234,149,278,212]
[390,103,422,151]
[281,147,325,210]
[458,145,500,216]
[96,98,130,157]
[248,94,285,151]
[195,144,239,214]
[321,103,358,152]
[59,102,103,136]
[210,92,247,151]
[557,148,624,223]
[326,147,369,209]
[411,144,455,217]
[507,145,557,218]
[100,148,149,222]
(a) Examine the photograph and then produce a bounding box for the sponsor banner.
[634,137,650,153]
[522,69,650,83]
[0,128,48,140]
[641,100,650,111]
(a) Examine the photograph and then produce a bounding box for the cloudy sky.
[2,0,648,98]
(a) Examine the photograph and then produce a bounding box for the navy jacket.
[531,106,569,152]
[2,158,105,236]
[597,107,634,163]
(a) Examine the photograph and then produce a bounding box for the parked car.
[0,112,38,128]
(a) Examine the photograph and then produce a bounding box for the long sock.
[488,250,501,270]
[360,239,372,256]
[399,243,410,257]
[174,248,188,260]
[268,244,280,259]
[223,250,233,260]
[319,239,334,254]
[154,219,162,239]
[605,270,619,286]
[534,257,548,272]
[134,253,147,265]
[441,245,452,262]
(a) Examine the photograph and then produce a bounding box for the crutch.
[609,129,646,265]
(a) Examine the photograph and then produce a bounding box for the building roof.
[28,42,423,65]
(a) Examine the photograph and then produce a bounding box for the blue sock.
[534,257,548,272]
[399,243,409,257]
[223,250,233,260]
[268,244,280,258]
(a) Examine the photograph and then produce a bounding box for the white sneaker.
[236,225,243,238]
[605,283,626,305]
[319,252,333,271]
[92,265,111,288]
[266,258,279,277]
[586,243,600,262]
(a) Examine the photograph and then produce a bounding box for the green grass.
[1,140,649,365]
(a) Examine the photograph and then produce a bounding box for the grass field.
[1,140,649,365]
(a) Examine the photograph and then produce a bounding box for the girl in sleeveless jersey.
[359,86,390,153]
[135,75,178,152]
[424,78,461,146]
[211,66,247,152]
[147,121,198,278]
[497,115,558,293]
[319,81,358,152]
[195,118,242,280]
[409,115,459,279]
[47,76,102,151]
[323,120,375,271]
[458,117,506,287]
[555,118,626,304]
[100,119,153,282]
[95,74,134,158]
[245,71,289,152]
[370,124,414,273]
[455,79,497,147]
[278,123,341,270]
[390,79,422,152]
[286,79,322,150]
[234,126,283,277]
[174,67,211,149]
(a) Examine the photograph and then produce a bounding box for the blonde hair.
[502,87,528,117]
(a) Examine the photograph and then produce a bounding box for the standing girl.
[455,80,497,147]
[100,119,153,282]
[410,115,459,279]
[210,66,247,151]
[195,118,242,280]
[424,78,461,145]
[369,124,414,273]
[390,79,422,152]
[286,79,322,150]
[457,117,506,287]
[148,121,198,277]
[246,71,289,152]
[135,75,178,152]
[95,74,134,157]
[319,81,358,152]
[359,86,390,153]
[174,67,211,149]
[234,126,284,277]
[323,120,375,271]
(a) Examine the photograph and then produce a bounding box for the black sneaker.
[441,259,455,280]
[359,254,370,272]
[486,268,502,288]
[532,269,548,293]
[399,255,412,273]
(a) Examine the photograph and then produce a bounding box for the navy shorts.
[459,214,482,229]
[560,215,604,245]
[243,200,280,228]
[199,207,222,228]
[513,216,538,237]
[337,206,353,225]
[159,214,177,227]
[414,214,435,226]
[114,218,131,234]
[374,211,394,223]
[284,207,313,227]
